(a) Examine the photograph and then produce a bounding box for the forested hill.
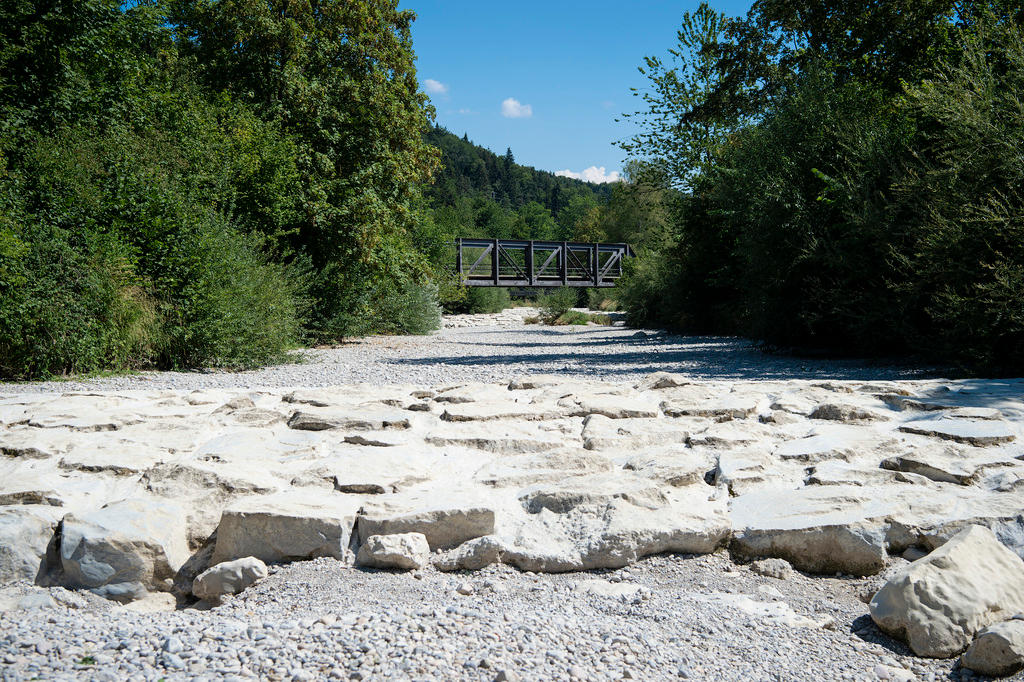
[425,126,612,218]
[422,126,615,244]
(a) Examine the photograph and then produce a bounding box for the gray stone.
[870,525,1024,657]
[355,533,429,570]
[0,506,61,582]
[211,499,357,565]
[899,418,1016,446]
[961,619,1024,677]
[54,498,189,601]
[749,558,795,580]
[192,556,268,600]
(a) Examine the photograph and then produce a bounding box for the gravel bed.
[0,316,937,394]
[2,552,998,682]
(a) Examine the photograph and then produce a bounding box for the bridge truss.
[455,238,635,288]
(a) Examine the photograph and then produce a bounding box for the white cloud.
[555,166,623,184]
[457,108,478,115]
[501,97,533,118]
[423,79,448,95]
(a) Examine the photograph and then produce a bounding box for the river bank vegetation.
[2,1,1021,378]
[615,1,1024,375]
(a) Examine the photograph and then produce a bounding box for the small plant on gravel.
[550,311,613,326]
[554,310,590,325]
[538,287,577,322]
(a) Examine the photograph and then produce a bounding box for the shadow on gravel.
[394,331,940,382]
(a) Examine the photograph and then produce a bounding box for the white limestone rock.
[425,422,564,454]
[730,486,892,575]
[359,506,495,551]
[749,558,795,580]
[53,498,189,602]
[961,619,1024,677]
[808,403,886,422]
[474,450,613,488]
[286,408,410,431]
[192,556,268,601]
[634,372,692,391]
[869,525,1024,657]
[356,532,430,570]
[559,393,660,419]
[899,417,1016,446]
[440,400,565,422]
[500,487,730,572]
[581,414,694,451]
[773,434,855,463]
[211,498,359,565]
[517,473,668,514]
[0,506,62,582]
[622,450,711,487]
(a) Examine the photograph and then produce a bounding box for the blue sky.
[400,1,753,182]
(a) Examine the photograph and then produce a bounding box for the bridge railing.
[455,238,634,288]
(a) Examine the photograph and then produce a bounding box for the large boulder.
[0,506,62,582]
[52,498,189,602]
[961,620,1024,677]
[869,525,1024,657]
[356,533,430,570]
[211,498,358,565]
[192,556,268,601]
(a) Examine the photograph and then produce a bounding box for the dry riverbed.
[1,312,1023,681]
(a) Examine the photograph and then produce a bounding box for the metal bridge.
[455,238,635,288]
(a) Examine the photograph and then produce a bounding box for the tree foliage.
[0,0,440,378]
[620,1,1024,374]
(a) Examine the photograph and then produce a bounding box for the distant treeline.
[617,1,1024,375]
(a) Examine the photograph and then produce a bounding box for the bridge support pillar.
[526,240,534,286]
[560,241,568,286]
[492,238,499,287]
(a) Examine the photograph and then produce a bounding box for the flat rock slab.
[582,414,694,451]
[426,422,565,454]
[287,408,411,431]
[211,498,359,565]
[899,418,1016,446]
[358,507,495,551]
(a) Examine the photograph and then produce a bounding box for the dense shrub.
[444,287,511,314]
[0,0,441,379]
[538,287,578,322]
[619,3,1024,374]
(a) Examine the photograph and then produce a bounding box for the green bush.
[538,287,577,321]
[586,289,618,311]
[448,287,510,314]
[155,214,307,368]
[387,281,442,335]
[0,125,308,378]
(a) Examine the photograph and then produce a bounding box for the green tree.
[618,2,733,190]
[171,0,440,339]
